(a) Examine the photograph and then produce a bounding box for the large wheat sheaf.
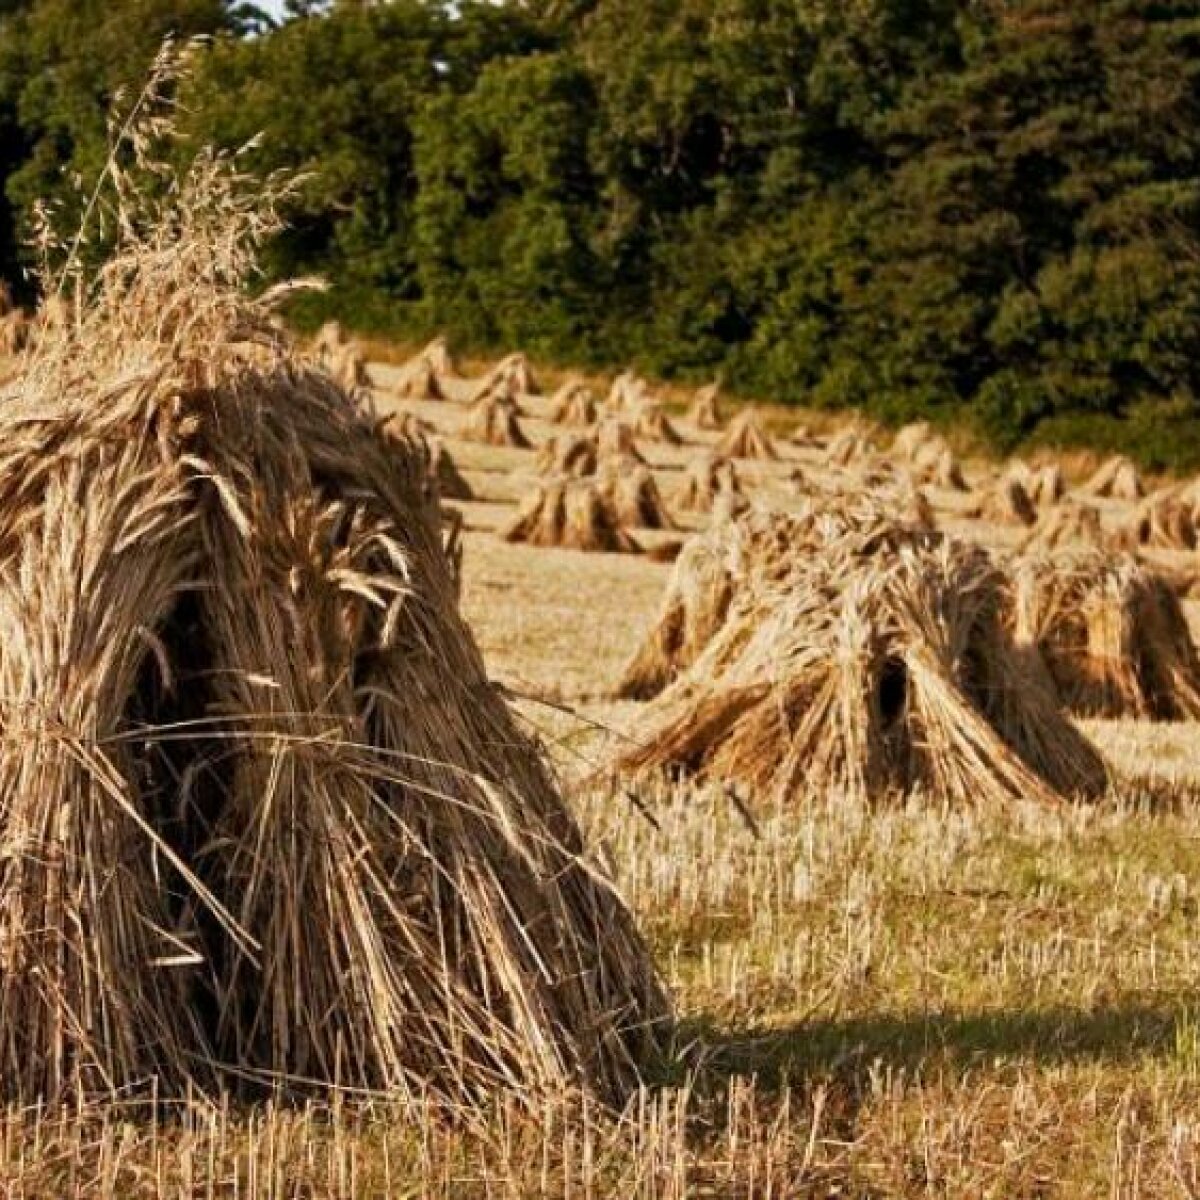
[0,73,666,1109]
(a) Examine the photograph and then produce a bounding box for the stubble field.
[9,350,1200,1198]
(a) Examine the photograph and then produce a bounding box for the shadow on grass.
[678,998,1194,1091]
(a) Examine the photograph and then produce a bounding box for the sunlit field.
[5,345,1194,1199]
[2,8,1199,1191]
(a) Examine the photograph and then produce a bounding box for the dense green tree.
[0,2,34,288]
[413,52,603,355]
[824,2,1200,459]
[0,0,242,269]
[185,1,548,319]
[0,0,1198,465]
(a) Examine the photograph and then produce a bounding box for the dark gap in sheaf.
[126,583,235,1073]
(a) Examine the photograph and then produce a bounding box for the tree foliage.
[1,0,1199,465]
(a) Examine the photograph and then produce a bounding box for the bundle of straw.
[617,502,1106,806]
[1083,455,1144,501]
[504,478,642,553]
[459,393,531,448]
[687,383,723,430]
[549,378,598,426]
[0,103,665,1107]
[715,409,777,461]
[1008,551,1200,720]
[632,404,683,446]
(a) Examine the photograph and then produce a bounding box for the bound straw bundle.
[0,111,665,1108]
[618,502,1106,807]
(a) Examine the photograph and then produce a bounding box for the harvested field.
[9,277,1200,1187]
[288,327,1200,1194]
[8,124,1200,1200]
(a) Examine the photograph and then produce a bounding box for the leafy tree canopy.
[1,0,1199,466]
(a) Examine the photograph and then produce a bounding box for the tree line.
[2,0,1200,466]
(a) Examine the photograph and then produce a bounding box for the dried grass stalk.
[856,460,902,489]
[36,294,70,335]
[898,485,937,530]
[386,410,433,440]
[0,445,210,1100]
[618,503,1106,806]
[469,372,525,411]
[1008,552,1200,720]
[646,539,684,564]
[1176,476,1200,516]
[614,524,739,699]
[1001,461,1065,510]
[381,418,471,502]
[712,488,752,523]
[1028,464,1066,506]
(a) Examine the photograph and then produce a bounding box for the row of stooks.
[346,326,1200,560]
[7,307,1190,552]
[358,332,1200,812]
[511,427,1193,561]
[357,330,1200,800]
[615,502,1200,817]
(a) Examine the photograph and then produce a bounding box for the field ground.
[9,358,1200,1197]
